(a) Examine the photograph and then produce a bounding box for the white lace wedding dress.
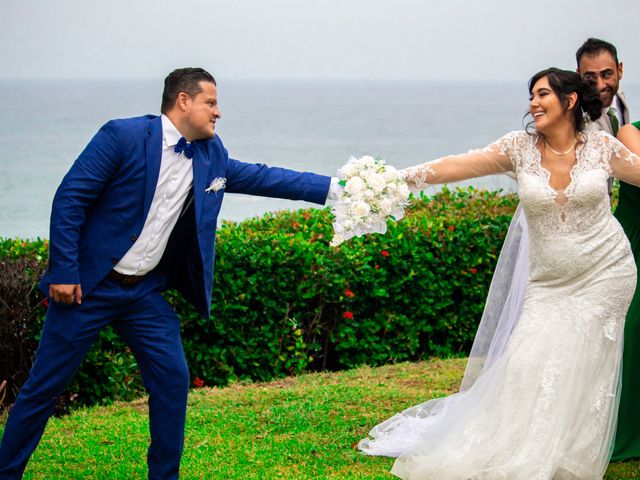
[359,129,640,480]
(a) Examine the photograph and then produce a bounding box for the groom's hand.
[49,284,83,305]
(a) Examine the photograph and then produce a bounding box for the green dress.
[612,120,640,461]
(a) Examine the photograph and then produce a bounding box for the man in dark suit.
[0,68,332,479]
[576,37,630,135]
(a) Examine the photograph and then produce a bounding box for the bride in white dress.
[358,68,640,479]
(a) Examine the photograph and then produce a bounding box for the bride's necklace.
[544,138,578,156]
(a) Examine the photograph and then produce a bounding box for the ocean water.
[1,79,637,239]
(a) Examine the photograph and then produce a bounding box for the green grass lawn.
[1,358,638,479]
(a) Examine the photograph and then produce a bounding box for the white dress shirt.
[115,115,194,275]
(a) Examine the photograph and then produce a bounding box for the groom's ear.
[176,91,192,112]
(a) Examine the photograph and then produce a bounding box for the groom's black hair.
[575,38,619,66]
[161,68,217,114]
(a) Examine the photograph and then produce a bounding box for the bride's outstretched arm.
[400,133,517,191]
[607,126,640,187]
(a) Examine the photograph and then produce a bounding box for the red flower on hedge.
[470,267,478,274]
[380,250,390,257]
[448,225,455,232]
[193,377,205,388]
[344,288,355,298]
[42,298,49,308]
[343,311,354,320]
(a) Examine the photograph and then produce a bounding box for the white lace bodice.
[510,130,636,237]
[402,129,640,237]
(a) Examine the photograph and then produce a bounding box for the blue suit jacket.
[40,115,331,318]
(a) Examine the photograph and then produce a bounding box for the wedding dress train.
[359,129,640,479]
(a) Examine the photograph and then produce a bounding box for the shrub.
[193,187,517,380]
[0,239,145,412]
[0,252,47,409]
[0,187,518,410]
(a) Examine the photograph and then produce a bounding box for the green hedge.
[0,187,518,411]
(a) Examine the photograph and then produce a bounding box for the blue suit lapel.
[143,117,163,219]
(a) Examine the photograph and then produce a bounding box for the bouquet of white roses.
[330,155,410,246]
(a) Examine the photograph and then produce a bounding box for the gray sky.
[2,0,639,81]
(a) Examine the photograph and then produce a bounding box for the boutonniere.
[205,177,226,193]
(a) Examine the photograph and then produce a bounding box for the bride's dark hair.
[524,67,602,133]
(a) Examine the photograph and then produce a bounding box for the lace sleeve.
[605,131,640,187]
[401,132,520,191]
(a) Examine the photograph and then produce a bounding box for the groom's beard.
[200,122,216,139]
[600,87,615,108]
[185,122,216,141]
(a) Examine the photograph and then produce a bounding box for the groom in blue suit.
[0,68,332,479]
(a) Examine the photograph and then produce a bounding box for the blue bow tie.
[174,137,195,159]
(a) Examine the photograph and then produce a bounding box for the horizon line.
[0,77,536,83]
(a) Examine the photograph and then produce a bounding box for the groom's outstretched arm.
[225,157,332,205]
[48,121,122,285]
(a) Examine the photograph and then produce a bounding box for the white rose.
[364,189,375,200]
[351,159,366,171]
[385,182,398,194]
[344,176,366,196]
[350,200,371,217]
[360,155,376,168]
[382,169,398,182]
[378,198,394,214]
[368,175,387,194]
[359,169,373,180]
[397,182,410,199]
[339,162,358,178]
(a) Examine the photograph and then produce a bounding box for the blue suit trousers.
[0,273,190,480]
